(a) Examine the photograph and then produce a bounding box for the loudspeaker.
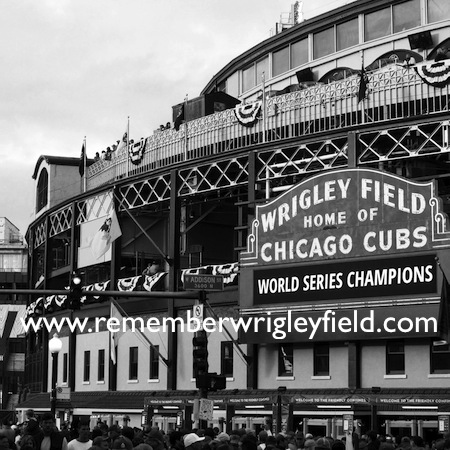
[296,67,314,83]
[408,31,433,50]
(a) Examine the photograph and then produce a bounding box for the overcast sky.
[1,0,346,236]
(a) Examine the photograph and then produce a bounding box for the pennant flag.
[234,101,262,127]
[174,103,185,131]
[110,300,126,365]
[129,138,147,165]
[79,142,86,177]
[414,60,450,88]
[358,66,368,103]
[116,129,128,154]
[91,209,122,260]
[117,275,141,292]
[142,272,167,291]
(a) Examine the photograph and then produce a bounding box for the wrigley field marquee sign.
[238,169,450,342]
[241,168,450,267]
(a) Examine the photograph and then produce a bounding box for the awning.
[16,388,450,415]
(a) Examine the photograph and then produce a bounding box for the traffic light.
[193,330,208,377]
[196,373,226,391]
[68,271,83,310]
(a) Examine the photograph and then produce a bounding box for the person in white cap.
[184,433,205,450]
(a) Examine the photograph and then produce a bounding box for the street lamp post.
[49,333,62,419]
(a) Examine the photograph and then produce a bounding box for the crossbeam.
[0,289,200,299]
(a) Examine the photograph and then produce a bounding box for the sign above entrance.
[241,168,450,267]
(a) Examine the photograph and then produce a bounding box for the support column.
[348,342,360,389]
[109,191,122,392]
[247,151,258,389]
[347,131,358,168]
[69,202,77,392]
[225,404,235,433]
[167,169,181,390]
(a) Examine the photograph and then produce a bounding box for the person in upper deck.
[435,46,448,62]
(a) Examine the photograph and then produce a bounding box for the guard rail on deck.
[87,62,450,190]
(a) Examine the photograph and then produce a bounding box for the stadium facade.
[17,0,450,441]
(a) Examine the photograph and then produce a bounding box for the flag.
[116,129,128,154]
[79,142,86,177]
[414,60,450,88]
[110,300,125,365]
[129,137,147,165]
[174,103,185,131]
[358,66,368,103]
[90,209,122,260]
[234,101,262,127]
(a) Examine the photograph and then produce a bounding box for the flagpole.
[204,299,251,366]
[111,298,170,367]
[184,94,188,161]
[83,136,87,193]
[360,51,366,124]
[110,301,117,365]
[126,116,130,177]
[262,72,267,143]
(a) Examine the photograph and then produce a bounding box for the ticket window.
[152,415,177,432]
[385,420,415,437]
[333,419,344,439]
[249,417,270,433]
[232,416,248,429]
[418,420,439,443]
[304,418,329,437]
[232,417,270,431]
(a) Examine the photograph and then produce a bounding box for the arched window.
[36,168,48,212]
[366,49,423,72]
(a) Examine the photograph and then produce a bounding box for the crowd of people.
[2,413,450,450]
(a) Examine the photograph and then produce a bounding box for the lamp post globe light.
[49,333,62,418]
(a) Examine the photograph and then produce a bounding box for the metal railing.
[87,62,450,190]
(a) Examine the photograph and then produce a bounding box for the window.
[98,349,105,382]
[149,345,159,380]
[273,46,290,77]
[393,0,420,33]
[83,351,90,382]
[221,342,234,377]
[63,353,68,383]
[430,343,450,373]
[216,80,226,93]
[365,7,391,42]
[129,347,138,380]
[50,234,71,271]
[242,57,269,93]
[36,168,48,212]
[9,340,25,353]
[314,343,330,376]
[313,27,334,59]
[242,65,255,92]
[256,57,269,85]
[291,39,308,68]
[428,0,450,23]
[337,18,359,51]
[386,340,405,374]
[278,344,294,376]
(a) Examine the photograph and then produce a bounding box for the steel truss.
[30,118,450,249]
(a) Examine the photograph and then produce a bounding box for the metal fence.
[87,63,450,190]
